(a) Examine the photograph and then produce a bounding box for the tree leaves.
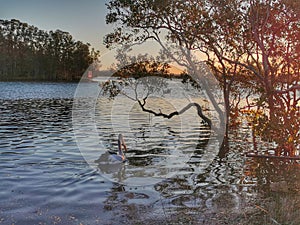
[104,0,300,154]
[0,19,95,81]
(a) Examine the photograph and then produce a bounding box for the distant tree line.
[0,19,99,81]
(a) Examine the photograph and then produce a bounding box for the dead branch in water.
[138,99,212,128]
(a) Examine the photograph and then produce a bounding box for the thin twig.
[255,205,281,225]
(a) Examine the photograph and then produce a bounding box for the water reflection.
[1,82,299,224]
[0,83,111,224]
[93,95,220,185]
[242,157,300,192]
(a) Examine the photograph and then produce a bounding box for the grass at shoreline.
[101,190,300,225]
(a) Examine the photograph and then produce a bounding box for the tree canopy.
[104,0,300,156]
[0,19,99,81]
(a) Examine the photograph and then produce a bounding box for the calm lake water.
[0,81,299,225]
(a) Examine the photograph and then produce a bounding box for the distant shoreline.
[0,80,79,83]
[0,77,82,83]
[0,79,80,83]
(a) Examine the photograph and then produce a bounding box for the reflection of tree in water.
[101,122,299,224]
[241,157,300,224]
[243,158,300,193]
[101,155,249,224]
[102,183,167,224]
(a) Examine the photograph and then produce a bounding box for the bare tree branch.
[137,99,212,128]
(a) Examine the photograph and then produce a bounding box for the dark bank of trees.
[0,19,98,81]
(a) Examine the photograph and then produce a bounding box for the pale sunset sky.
[1,0,185,72]
[1,0,111,53]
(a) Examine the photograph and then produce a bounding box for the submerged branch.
[137,100,212,128]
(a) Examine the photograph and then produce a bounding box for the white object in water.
[108,134,127,162]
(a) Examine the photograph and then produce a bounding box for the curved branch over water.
[137,99,212,128]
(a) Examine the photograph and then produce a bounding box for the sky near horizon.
[1,0,187,72]
[1,0,166,70]
[1,0,112,53]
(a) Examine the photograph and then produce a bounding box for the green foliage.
[0,19,97,81]
[101,60,170,99]
[104,0,300,153]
